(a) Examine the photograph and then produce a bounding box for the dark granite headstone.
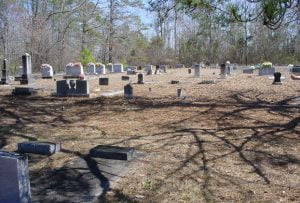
[76,80,90,95]
[137,73,144,84]
[124,83,133,99]
[220,64,226,75]
[12,87,35,96]
[99,78,109,85]
[0,59,9,84]
[0,151,31,203]
[188,68,192,74]
[56,80,69,96]
[20,53,32,84]
[137,66,142,70]
[273,72,282,85]
[18,141,61,155]
[90,145,135,160]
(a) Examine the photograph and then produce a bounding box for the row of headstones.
[191,63,234,78]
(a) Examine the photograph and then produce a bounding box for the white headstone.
[95,63,106,74]
[65,63,84,77]
[106,63,114,73]
[87,63,96,75]
[41,64,53,78]
[113,64,124,73]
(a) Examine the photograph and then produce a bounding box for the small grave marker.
[124,83,133,99]
[90,145,135,161]
[99,78,109,85]
[18,141,61,155]
[137,73,144,84]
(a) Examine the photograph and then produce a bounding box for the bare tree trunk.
[108,0,114,63]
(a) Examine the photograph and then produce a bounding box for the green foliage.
[80,48,95,67]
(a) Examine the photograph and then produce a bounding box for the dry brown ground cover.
[0,68,299,202]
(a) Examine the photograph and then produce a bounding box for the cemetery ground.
[0,68,299,202]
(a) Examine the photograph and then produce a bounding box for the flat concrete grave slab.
[30,152,144,202]
[18,141,61,155]
[90,145,135,160]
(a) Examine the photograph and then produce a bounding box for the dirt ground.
[0,67,299,202]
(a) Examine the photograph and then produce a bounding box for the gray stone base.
[12,87,36,96]
[90,145,135,161]
[18,141,61,155]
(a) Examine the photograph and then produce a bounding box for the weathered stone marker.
[90,145,135,161]
[259,67,275,76]
[113,64,124,73]
[20,53,32,84]
[95,63,106,75]
[194,64,201,78]
[137,73,144,84]
[99,78,109,85]
[0,151,31,203]
[124,83,133,99]
[154,65,160,75]
[177,89,184,98]
[18,141,61,155]
[273,72,282,85]
[243,68,254,74]
[188,68,192,74]
[220,63,227,78]
[12,87,36,96]
[0,59,9,84]
[87,63,96,75]
[41,64,53,79]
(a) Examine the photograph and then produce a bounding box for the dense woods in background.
[0,0,299,73]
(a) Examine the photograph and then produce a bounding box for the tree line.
[0,0,299,73]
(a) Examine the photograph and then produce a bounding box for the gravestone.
[160,65,167,73]
[87,63,96,75]
[65,63,84,78]
[56,80,69,96]
[20,53,32,84]
[226,65,233,75]
[273,72,282,85]
[220,64,227,78]
[126,66,137,75]
[56,80,89,97]
[0,59,10,84]
[90,145,135,161]
[124,83,133,99]
[154,65,160,75]
[137,73,144,84]
[41,64,53,79]
[113,64,124,73]
[145,65,153,75]
[137,66,142,70]
[177,89,184,98]
[175,64,185,68]
[188,68,192,74]
[121,76,130,81]
[243,68,254,74]
[0,151,31,203]
[171,80,179,84]
[95,63,106,75]
[291,66,300,76]
[194,64,201,78]
[18,141,61,155]
[106,63,114,73]
[259,67,275,76]
[99,78,109,85]
[76,80,90,96]
[12,87,36,96]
